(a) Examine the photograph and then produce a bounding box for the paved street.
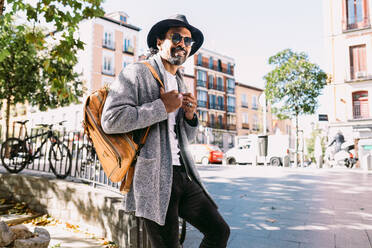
[184,165,372,248]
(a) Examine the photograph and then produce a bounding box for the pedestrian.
[101,14,230,248]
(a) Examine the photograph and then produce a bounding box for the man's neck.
[161,57,179,75]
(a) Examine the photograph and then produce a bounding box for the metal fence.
[0,122,120,193]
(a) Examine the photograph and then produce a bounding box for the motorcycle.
[324,141,357,168]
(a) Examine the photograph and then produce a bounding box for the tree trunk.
[295,113,299,167]
[5,97,10,140]
[0,0,5,16]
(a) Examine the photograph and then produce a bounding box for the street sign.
[318,114,328,121]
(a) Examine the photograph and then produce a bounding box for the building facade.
[323,0,372,141]
[25,11,140,131]
[235,82,273,136]
[183,48,236,151]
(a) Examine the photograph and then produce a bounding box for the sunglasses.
[169,33,194,47]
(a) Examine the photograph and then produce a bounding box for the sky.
[102,0,327,90]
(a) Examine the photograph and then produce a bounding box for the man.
[101,15,230,248]
[329,130,345,154]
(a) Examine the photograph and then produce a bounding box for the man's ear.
[156,38,163,50]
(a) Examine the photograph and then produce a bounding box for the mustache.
[172,46,186,53]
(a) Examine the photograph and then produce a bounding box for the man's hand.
[160,87,182,113]
[182,92,197,120]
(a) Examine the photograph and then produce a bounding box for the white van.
[225,134,290,166]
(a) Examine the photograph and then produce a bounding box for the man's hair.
[147,28,168,58]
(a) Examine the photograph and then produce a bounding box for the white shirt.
[165,71,181,166]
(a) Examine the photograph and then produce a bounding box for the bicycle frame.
[23,129,59,161]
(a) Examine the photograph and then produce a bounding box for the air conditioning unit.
[356,71,367,79]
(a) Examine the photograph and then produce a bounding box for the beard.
[166,46,188,65]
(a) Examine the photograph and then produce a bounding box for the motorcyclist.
[328,130,345,154]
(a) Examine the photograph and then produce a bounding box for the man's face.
[157,27,192,66]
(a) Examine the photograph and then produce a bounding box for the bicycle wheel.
[48,141,72,179]
[77,145,96,178]
[0,138,29,173]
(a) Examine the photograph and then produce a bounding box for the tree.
[264,49,327,166]
[0,0,104,138]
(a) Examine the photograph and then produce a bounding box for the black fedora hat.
[147,14,204,56]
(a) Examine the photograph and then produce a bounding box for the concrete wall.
[0,173,148,248]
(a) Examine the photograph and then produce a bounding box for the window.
[349,45,367,80]
[209,57,214,69]
[241,94,248,107]
[197,90,208,107]
[120,15,127,23]
[197,53,202,65]
[197,110,208,122]
[227,96,235,112]
[227,78,235,94]
[210,114,215,127]
[242,113,249,124]
[217,59,222,72]
[209,94,217,109]
[103,32,114,49]
[197,70,207,87]
[123,38,134,53]
[217,77,224,91]
[345,0,369,30]
[252,95,258,109]
[353,91,369,119]
[227,115,236,125]
[208,75,214,89]
[218,115,223,128]
[217,96,224,110]
[227,63,231,74]
[253,114,259,130]
[103,56,113,74]
[123,61,128,68]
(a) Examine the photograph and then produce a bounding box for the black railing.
[227,106,235,112]
[227,87,235,94]
[197,80,207,88]
[197,100,207,108]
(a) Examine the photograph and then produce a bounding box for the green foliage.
[306,128,326,162]
[264,49,327,118]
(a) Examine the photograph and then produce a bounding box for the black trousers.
[143,165,230,248]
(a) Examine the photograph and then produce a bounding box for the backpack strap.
[120,61,165,193]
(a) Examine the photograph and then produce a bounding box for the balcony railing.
[353,103,370,119]
[227,87,235,94]
[217,85,224,91]
[197,80,207,88]
[102,40,115,50]
[344,19,370,32]
[241,103,248,108]
[252,105,259,110]
[227,124,236,130]
[102,70,115,76]
[197,100,207,108]
[227,106,235,113]
[242,123,250,129]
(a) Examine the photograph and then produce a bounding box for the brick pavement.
[183,165,372,248]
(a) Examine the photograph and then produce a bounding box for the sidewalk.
[183,165,372,248]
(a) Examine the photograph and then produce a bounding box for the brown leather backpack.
[83,62,164,194]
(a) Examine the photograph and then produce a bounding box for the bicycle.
[0,120,72,179]
[76,143,96,179]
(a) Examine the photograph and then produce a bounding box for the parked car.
[188,144,223,165]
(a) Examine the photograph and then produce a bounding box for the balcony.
[241,103,248,108]
[102,40,115,50]
[227,87,235,94]
[227,124,236,130]
[227,106,235,113]
[252,105,259,110]
[102,70,115,76]
[123,47,134,55]
[344,19,370,32]
[197,100,207,108]
[216,85,224,92]
[242,123,250,129]
[197,80,207,88]
[347,69,372,82]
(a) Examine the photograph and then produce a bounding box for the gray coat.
[101,54,216,225]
